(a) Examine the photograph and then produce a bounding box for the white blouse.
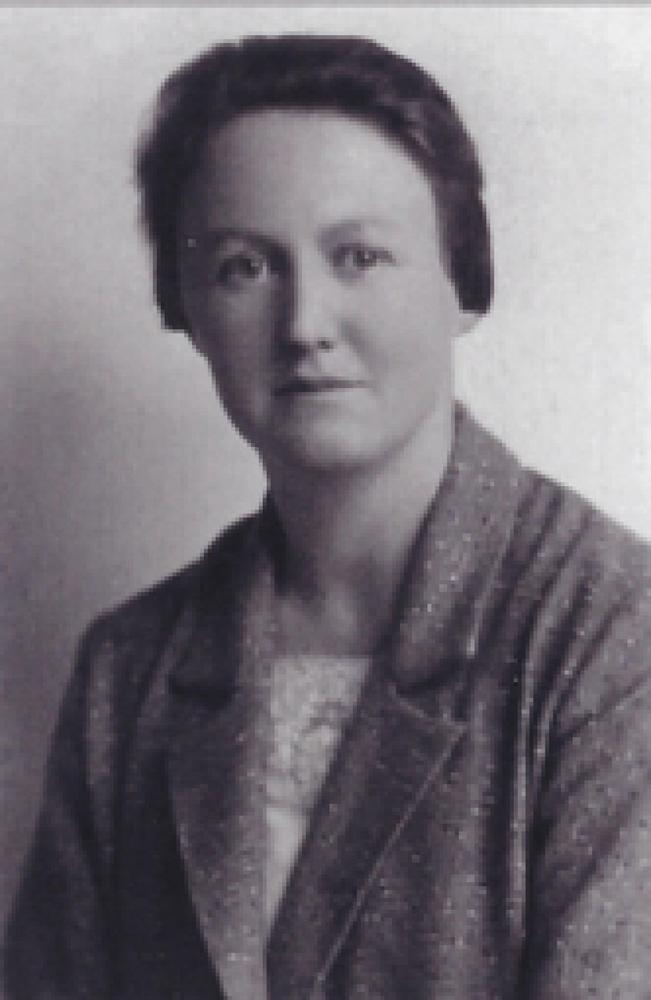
[264,654,370,931]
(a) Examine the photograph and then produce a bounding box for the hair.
[136,34,493,331]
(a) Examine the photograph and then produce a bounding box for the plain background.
[2,5,651,930]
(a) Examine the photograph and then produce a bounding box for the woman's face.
[178,109,473,475]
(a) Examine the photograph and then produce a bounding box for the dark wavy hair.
[136,34,493,331]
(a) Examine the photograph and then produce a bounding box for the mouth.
[275,376,365,396]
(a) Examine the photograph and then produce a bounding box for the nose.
[281,254,337,352]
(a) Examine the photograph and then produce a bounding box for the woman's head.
[136,34,492,332]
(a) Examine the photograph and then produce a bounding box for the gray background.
[3,6,651,929]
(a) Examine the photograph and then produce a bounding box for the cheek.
[206,337,266,413]
[403,270,461,353]
[358,274,453,364]
[187,291,274,367]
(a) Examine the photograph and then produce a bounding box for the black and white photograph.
[3,7,651,998]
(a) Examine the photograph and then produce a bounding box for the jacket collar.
[388,402,525,689]
[165,404,526,997]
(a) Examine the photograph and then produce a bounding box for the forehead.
[179,109,437,238]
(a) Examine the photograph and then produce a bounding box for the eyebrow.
[181,227,275,252]
[182,217,402,251]
[322,217,401,235]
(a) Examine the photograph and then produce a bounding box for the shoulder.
[76,510,260,688]
[509,464,651,613]
[490,457,651,751]
[456,406,651,619]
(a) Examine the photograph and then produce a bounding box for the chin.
[263,427,384,475]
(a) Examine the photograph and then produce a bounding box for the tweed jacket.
[5,407,651,1000]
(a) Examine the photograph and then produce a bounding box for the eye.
[332,243,394,277]
[215,251,271,289]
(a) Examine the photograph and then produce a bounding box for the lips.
[275,375,364,395]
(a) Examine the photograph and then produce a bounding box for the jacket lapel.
[267,407,526,997]
[166,515,276,998]
[266,660,465,998]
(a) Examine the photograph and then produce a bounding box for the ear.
[454,310,480,339]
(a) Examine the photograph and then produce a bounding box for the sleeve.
[2,626,116,1000]
[520,570,651,998]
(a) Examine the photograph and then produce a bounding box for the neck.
[264,405,454,654]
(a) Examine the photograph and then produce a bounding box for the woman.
[5,34,651,1000]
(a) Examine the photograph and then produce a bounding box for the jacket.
[5,406,651,999]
